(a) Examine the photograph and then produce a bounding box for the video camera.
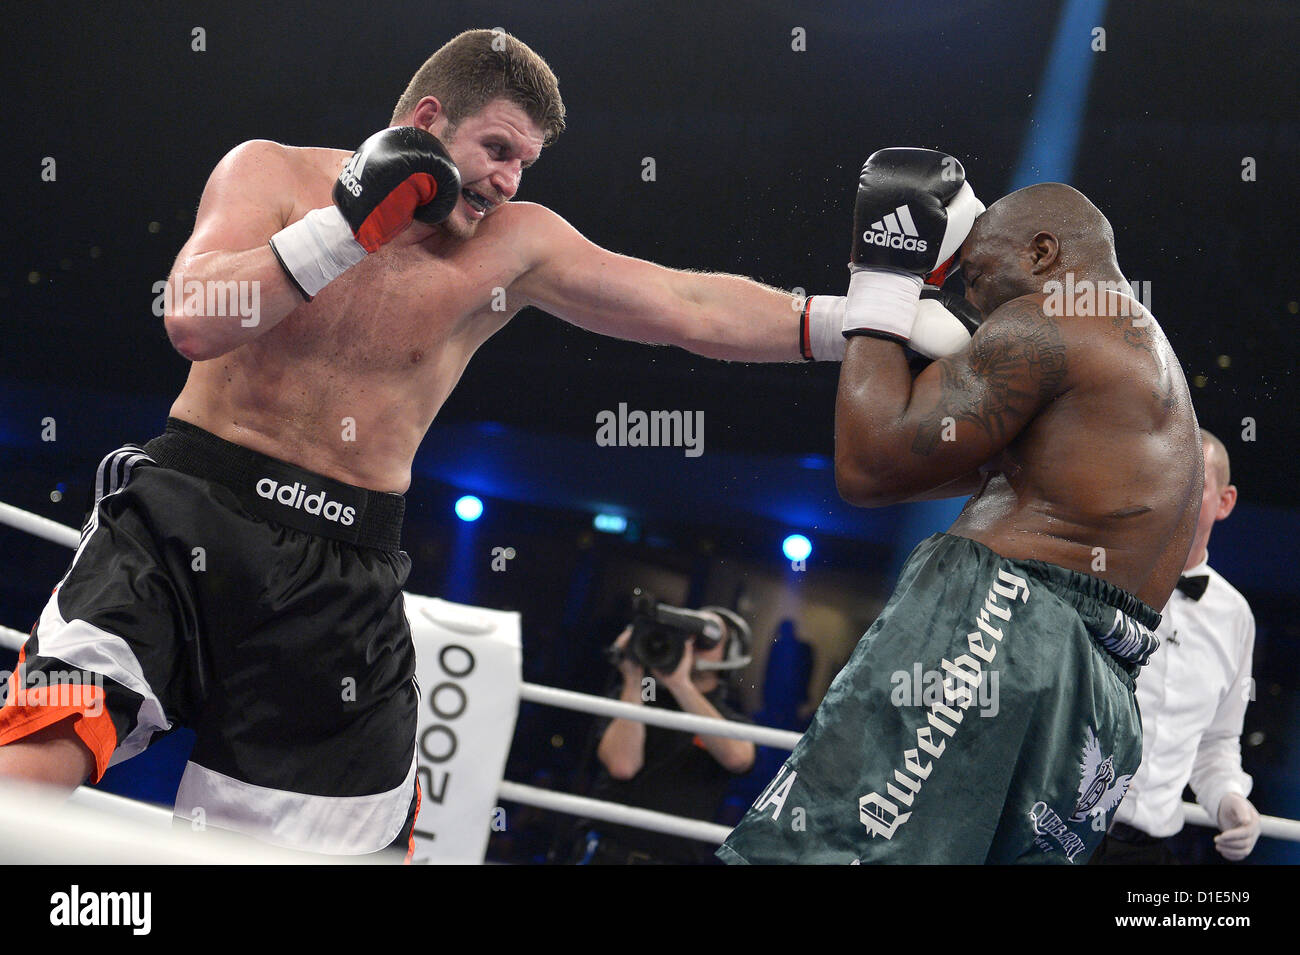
[606,589,751,673]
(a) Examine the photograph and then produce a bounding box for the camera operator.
[579,605,756,864]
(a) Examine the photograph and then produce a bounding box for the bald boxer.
[721,161,1203,864]
[1,29,930,856]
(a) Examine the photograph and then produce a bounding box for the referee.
[1091,429,1261,864]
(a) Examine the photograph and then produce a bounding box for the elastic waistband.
[937,534,1162,672]
[1019,560,1161,673]
[144,418,404,552]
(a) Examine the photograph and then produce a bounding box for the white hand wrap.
[802,295,847,361]
[843,269,924,342]
[268,206,367,300]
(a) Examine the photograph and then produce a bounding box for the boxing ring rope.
[517,681,802,749]
[498,780,732,844]
[0,500,80,549]
[3,500,1299,858]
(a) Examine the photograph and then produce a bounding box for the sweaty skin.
[165,97,805,493]
[835,183,1202,609]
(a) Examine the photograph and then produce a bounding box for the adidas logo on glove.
[255,478,357,526]
[337,149,369,199]
[862,204,929,252]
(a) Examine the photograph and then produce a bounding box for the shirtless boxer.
[2,29,962,857]
[720,152,1203,864]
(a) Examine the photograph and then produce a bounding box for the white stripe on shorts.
[174,754,417,855]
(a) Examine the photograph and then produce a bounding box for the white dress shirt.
[1114,557,1255,838]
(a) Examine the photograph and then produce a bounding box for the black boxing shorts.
[0,418,420,859]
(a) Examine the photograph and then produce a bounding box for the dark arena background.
[2,0,1297,877]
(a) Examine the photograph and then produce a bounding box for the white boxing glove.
[910,287,983,359]
[801,287,982,362]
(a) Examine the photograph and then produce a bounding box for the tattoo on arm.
[912,300,1067,455]
[1111,314,1149,350]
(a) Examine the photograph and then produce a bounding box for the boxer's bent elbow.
[835,454,907,508]
[164,314,213,361]
[164,313,236,362]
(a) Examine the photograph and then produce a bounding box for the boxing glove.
[910,286,983,359]
[843,148,983,344]
[270,126,462,300]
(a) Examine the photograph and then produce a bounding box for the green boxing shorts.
[719,533,1161,865]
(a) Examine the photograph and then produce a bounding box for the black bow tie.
[1177,574,1209,601]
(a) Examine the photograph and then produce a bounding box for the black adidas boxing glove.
[843,148,983,344]
[270,127,461,300]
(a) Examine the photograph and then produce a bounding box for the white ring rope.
[518,682,803,749]
[0,625,30,652]
[68,784,173,827]
[0,500,80,549]
[2,498,1298,848]
[497,781,732,844]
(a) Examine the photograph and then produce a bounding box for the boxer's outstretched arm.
[162,141,312,361]
[511,204,806,362]
[836,296,1068,507]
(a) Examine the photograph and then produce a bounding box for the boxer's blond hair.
[392,30,565,145]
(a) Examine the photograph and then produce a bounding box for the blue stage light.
[782,534,812,562]
[454,495,483,522]
[593,513,628,534]
[1010,0,1109,188]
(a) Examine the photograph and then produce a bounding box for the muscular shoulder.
[481,201,590,270]
[186,141,349,247]
[980,290,1169,394]
[210,139,299,181]
[485,201,570,239]
[208,141,345,200]
[964,293,1070,399]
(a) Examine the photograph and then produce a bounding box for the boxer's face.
[958,195,1068,318]
[958,221,1039,319]
[424,98,545,239]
